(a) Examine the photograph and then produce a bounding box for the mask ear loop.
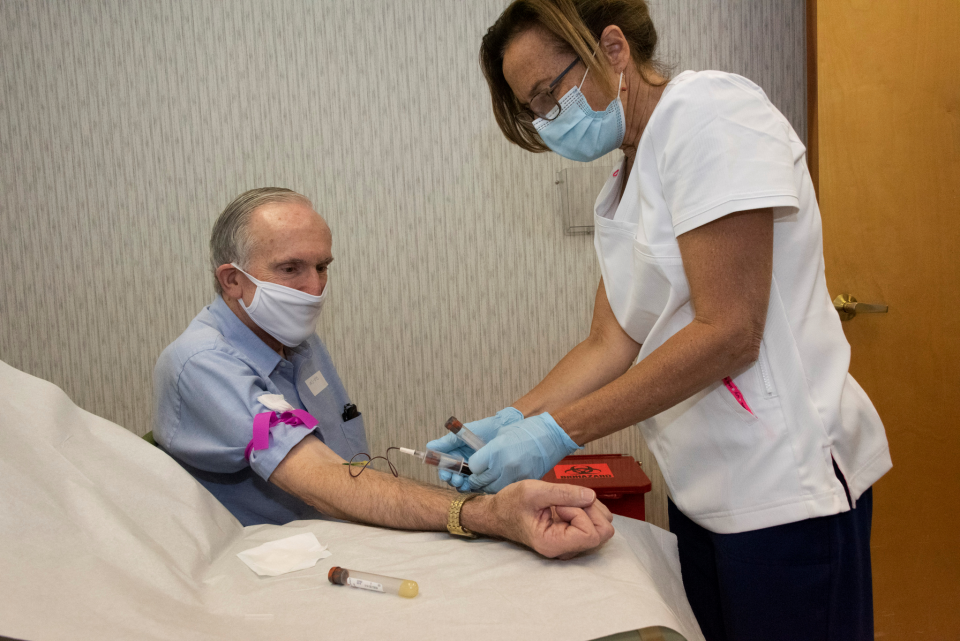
[578,65,591,89]
[578,59,624,99]
[231,262,261,312]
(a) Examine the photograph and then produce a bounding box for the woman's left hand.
[467,413,581,493]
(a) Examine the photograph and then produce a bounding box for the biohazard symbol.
[554,462,614,479]
[568,465,601,475]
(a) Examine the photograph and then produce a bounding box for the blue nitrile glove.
[426,407,524,491]
[467,412,581,494]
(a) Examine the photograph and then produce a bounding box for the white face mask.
[230,263,327,347]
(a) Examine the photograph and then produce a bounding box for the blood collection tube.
[398,447,471,475]
[444,416,487,451]
[328,566,418,598]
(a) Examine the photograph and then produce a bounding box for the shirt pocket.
[338,415,369,460]
[314,415,368,461]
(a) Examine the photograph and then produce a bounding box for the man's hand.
[464,480,614,560]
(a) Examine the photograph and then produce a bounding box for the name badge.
[305,371,328,396]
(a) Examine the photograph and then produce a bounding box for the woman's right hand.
[426,407,524,491]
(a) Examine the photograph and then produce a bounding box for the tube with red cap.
[444,416,487,452]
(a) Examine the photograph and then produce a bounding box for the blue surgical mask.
[534,69,625,162]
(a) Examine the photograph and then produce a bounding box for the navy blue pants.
[669,472,873,641]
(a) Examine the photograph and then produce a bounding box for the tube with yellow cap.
[328,566,419,598]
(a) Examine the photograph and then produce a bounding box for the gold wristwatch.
[447,493,481,538]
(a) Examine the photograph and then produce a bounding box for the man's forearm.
[269,435,616,560]
[270,437,457,531]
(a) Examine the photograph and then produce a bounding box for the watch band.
[447,493,481,538]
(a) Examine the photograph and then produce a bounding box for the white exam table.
[0,360,703,641]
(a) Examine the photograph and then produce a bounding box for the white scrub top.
[594,70,892,534]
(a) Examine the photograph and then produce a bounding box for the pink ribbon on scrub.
[244,410,319,460]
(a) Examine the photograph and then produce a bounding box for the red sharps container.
[541,454,652,520]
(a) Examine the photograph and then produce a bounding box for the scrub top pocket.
[594,214,685,344]
[651,381,798,522]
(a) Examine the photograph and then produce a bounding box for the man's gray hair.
[209,187,312,294]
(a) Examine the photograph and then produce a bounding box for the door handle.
[833,294,889,321]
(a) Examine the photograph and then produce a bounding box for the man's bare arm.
[270,436,614,559]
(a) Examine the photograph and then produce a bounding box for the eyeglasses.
[516,57,581,125]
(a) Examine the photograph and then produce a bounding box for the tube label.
[347,577,384,593]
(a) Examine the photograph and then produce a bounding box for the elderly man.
[154,187,613,558]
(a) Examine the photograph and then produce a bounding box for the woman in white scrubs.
[427,1,892,639]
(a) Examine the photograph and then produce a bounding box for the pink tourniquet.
[244,409,319,460]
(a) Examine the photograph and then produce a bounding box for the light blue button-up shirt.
[153,296,368,526]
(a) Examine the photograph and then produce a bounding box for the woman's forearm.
[513,333,639,417]
[513,280,641,417]
[554,316,760,445]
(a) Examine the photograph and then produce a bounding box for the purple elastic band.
[244,409,318,460]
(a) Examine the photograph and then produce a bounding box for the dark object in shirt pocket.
[341,403,361,422]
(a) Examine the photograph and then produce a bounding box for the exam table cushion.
[0,360,703,641]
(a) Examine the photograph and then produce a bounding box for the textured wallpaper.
[0,0,805,530]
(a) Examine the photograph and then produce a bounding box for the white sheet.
[0,360,703,641]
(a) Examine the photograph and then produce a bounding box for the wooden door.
[808,0,960,637]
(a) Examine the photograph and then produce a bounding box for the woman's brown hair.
[480,0,666,152]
